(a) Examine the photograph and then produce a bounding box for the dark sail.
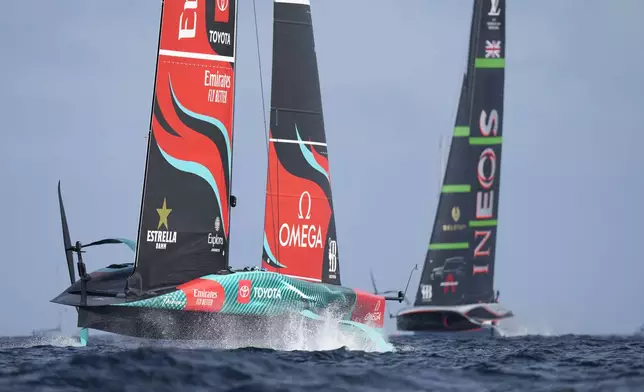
[128,0,239,295]
[415,0,505,306]
[261,0,341,285]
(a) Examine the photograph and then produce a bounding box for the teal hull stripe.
[113,271,388,347]
[115,238,136,252]
[169,77,232,173]
[117,271,351,317]
[158,145,226,236]
[263,233,287,268]
[295,124,329,181]
[79,328,88,346]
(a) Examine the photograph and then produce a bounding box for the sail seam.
[274,19,311,26]
[269,138,326,146]
[158,60,223,68]
[159,49,235,63]
[270,106,322,115]
[274,0,310,5]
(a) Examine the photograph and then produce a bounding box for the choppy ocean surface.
[1,330,643,392]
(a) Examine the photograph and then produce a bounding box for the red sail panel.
[260,0,341,285]
[130,0,238,294]
[262,131,333,283]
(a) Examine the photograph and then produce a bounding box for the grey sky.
[1,0,642,336]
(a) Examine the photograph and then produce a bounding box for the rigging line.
[253,0,280,271]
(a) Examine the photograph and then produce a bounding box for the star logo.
[156,198,172,230]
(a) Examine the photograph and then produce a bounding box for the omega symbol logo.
[298,191,312,220]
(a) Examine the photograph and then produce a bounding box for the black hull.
[392,326,501,338]
[396,309,486,333]
[395,303,513,334]
[78,305,321,343]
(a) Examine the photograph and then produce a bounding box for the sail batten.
[415,0,506,307]
[275,0,311,4]
[158,49,235,63]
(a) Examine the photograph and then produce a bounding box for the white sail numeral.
[328,239,337,273]
[421,284,432,301]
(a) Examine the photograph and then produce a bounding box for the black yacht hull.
[392,326,501,338]
[77,305,318,342]
[395,303,513,336]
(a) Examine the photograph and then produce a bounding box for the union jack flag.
[485,40,502,58]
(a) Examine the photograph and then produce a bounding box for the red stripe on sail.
[262,131,331,282]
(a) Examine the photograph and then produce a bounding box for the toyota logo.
[217,0,229,12]
[239,284,249,298]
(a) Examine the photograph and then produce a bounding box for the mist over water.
[496,317,556,338]
[129,308,395,353]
